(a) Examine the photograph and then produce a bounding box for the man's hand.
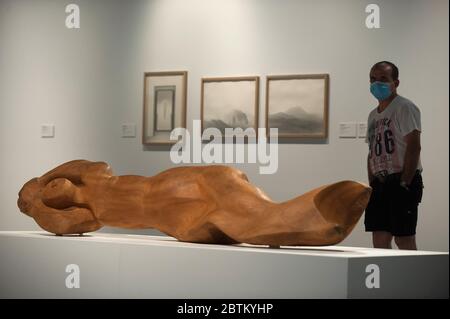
[401,130,421,185]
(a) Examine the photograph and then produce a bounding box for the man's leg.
[394,235,417,250]
[372,231,393,249]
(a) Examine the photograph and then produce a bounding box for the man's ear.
[394,79,400,88]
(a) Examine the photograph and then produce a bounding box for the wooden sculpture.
[17,160,371,246]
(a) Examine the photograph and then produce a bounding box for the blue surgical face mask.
[370,81,392,101]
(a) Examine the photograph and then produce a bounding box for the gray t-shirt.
[366,95,422,175]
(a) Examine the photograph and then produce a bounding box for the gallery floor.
[0,231,447,298]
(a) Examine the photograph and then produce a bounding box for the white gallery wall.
[0,0,448,251]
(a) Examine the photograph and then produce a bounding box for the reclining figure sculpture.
[17,160,371,246]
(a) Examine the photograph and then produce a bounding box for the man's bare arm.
[401,130,421,185]
[367,155,374,183]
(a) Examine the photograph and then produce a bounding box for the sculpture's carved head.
[18,176,102,235]
[17,178,40,216]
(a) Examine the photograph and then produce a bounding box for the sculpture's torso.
[18,160,371,246]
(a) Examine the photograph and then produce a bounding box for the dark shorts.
[364,171,424,236]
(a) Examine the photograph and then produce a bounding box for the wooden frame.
[200,76,260,139]
[265,74,329,139]
[142,71,187,145]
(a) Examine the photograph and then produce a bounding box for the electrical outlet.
[41,124,55,138]
[122,124,136,138]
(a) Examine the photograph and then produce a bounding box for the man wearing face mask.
[364,61,424,250]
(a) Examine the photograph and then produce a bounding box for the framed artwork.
[265,74,329,138]
[154,85,175,132]
[201,76,259,139]
[143,71,187,144]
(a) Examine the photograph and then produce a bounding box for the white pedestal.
[0,231,447,298]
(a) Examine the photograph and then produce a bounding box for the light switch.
[122,123,136,138]
[339,122,357,138]
[41,124,55,138]
[358,122,367,138]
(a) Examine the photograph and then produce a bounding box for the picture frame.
[265,74,329,139]
[201,76,259,139]
[143,71,187,145]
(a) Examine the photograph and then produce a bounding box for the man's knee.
[394,235,416,247]
[373,232,392,248]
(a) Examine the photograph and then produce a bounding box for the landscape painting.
[266,74,329,138]
[201,76,259,138]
